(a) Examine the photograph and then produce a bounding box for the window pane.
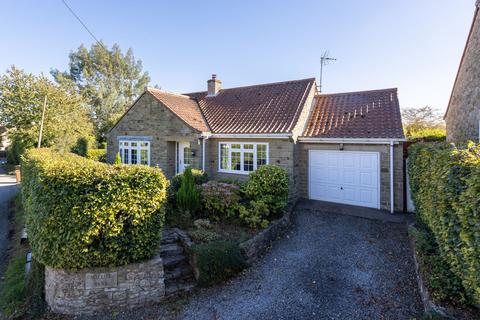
[140,149,148,165]
[231,152,241,171]
[231,144,241,149]
[244,144,254,150]
[244,152,254,171]
[123,148,128,164]
[140,142,149,147]
[220,144,229,170]
[184,147,191,166]
[257,144,267,167]
[131,149,138,164]
[131,142,137,147]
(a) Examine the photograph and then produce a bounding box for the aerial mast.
[319,51,337,93]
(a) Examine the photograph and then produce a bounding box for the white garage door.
[309,150,380,209]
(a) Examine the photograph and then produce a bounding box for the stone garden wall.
[45,255,165,315]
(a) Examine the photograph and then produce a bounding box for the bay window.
[218,142,268,174]
[119,140,150,165]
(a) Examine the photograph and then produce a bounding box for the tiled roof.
[186,78,315,134]
[302,88,405,139]
[147,88,210,132]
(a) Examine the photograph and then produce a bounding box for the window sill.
[218,169,251,175]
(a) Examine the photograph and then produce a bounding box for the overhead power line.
[61,0,107,51]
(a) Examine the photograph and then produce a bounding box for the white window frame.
[119,140,151,166]
[218,142,269,175]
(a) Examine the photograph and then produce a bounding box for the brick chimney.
[207,74,221,96]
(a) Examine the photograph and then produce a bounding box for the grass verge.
[0,193,46,319]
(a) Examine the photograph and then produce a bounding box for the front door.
[177,142,191,173]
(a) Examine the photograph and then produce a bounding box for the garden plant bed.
[166,165,293,288]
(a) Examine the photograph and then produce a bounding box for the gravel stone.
[66,206,423,320]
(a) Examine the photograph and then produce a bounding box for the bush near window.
[192,240,247,287]
[408,142,480,305]
[244,165,289,214]
[200,181,241,220]
[20,148,168,269]
[86,149,107,162]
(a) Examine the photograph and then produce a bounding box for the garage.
[309,150,380,209]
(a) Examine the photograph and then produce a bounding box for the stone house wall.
[106,93,203,179]
[45,256,165,315]
[446,4,480,142]
[204,138,297,200]
[297,143,404,211]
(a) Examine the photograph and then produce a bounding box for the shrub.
[6,134,28,165]
[410,224,467,304]
[114,152,122,164]
[170,169,208,194]
[192,241,247,286]
[244,165,289,214]
[176,167,201,215]
[189,219,219,243]
[239,200,270,229]
[86,149,107,162]
[200,181,241,220]
[408,142,480,305]
[20,148,168,269]
[408,127,446,142]
[71,137,89,156]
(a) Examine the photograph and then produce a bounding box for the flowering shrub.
[200,181,240,220]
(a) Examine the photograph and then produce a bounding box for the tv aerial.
[319,51,337,93]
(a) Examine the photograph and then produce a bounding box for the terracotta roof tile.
[302,88,405,139]
[147,88,210,132]
[186,78,315,134]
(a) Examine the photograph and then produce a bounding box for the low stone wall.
[408,224,450,318]
[240,203,294,264]
[45,255,165,315]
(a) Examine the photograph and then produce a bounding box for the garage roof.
[302,88,405,139]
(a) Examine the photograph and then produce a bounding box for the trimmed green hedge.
[408,142,480,305]
[86,148,107,162]
[21,149,168,269]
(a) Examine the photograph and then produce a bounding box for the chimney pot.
[207,74,221,96]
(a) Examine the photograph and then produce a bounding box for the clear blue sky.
[0,0,475,112]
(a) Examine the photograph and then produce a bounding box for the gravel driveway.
[81,203,422,320]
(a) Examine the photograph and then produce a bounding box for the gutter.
[390,140,395,214]
[298,137,406,144]
[203,133,292,139]
[201,136,207,171]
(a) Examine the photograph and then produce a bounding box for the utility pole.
[319,51,337,93]
[37,95,47,148]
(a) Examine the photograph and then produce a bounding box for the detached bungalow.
[107,75,405,212]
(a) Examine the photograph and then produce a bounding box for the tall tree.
[51,42,150,138]
[401,106,445,140]
[0,66,95,162]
